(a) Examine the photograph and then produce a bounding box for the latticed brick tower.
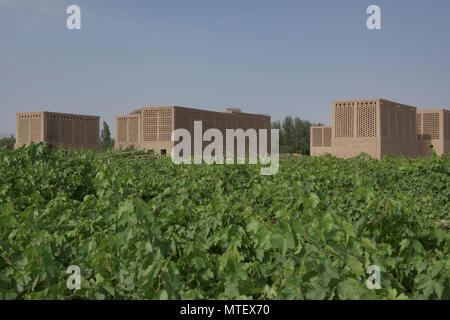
[15,111,100,152]
[417,109,450,156]
[115,106,271,156]
[311,99,449,158]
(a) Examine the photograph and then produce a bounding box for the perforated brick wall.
[18,117,30,145]
[310,126,332,155]
[315,126,332,147]
[379,100,416,143]
[16,112,43,146]
[314,100,449,159]
[15,112,100,151]
[323,127,332,147]
[356,101,377,138]
[143,109,158,142]
[444,110,450,154]
[30,116,42,142]
[116,114,141,149]
[381,104,389,138]
[74,118,85,145]
[116,106,270,155]
[117,118,128,143]
[129,117,139,143]
[422,113,440,140]
[312,127,323,147]
[445,110,450,140]
[158,109,173,142]
[416,113,422,139]
[314,99,423,159]
[417,109,448,156]
[61,116,73,144]
[86,119,99,145]
[334,102,354,138]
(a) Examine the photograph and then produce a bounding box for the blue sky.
[1,0,450,137]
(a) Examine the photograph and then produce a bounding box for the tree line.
[271,116,323,155]
[0,135,15,150]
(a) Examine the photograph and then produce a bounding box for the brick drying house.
[115,106,271,155]
[311,99,449,159]
[14,111,100,151]
[416,109,450,156]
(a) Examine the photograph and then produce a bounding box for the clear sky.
[1,0,450,137]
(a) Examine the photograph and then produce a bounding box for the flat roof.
[16,111,100,118]
[333,98,417,110]
[120,105,271,119]
[333,98,380,103]
[417,108,449,113]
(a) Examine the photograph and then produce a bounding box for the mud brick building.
[416,109,450,156]
[311,99,449,159]
[14,111,100,151]
[115,106,271,155]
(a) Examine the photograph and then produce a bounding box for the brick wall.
[115,106,271,156]
[417,109,447,156]
[312,99,423,159]
[310,126,332,156]
[15,112,44,148]
[15,111,100,152]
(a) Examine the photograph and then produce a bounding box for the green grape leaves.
[0,144,449,300]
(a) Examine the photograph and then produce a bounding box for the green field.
[0,144,448,299]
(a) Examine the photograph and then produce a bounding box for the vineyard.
[0,143,448,300]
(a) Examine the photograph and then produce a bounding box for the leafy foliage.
[0,143,448,300]
[0,135,15,151]
[101,122,114,152]
[272,116,323,155]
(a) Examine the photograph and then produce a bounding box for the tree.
[293,118,313,155]
[281,116,295,153]
[0,135,15,150]
[101,122,114,151]
[272,116,323,155]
